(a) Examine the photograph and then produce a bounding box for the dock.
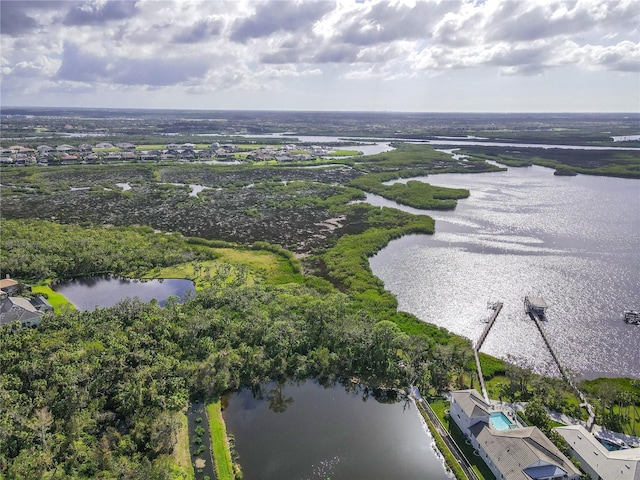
[474,301,503,402]
[526,299,596,430]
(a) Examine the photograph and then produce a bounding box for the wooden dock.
[474,302,503,402]
[528,309,596,430]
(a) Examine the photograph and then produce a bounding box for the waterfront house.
[450,389,580,480]
[554,425,640,480]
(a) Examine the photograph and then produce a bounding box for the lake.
[369,165,640,379]
[222,380,451,480]
[52,275,195,311]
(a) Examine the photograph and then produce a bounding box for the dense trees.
[0,271,444,477]
[1,220,213,281]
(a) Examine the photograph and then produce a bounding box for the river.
[369,165,640,379]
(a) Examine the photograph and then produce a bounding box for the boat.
[623,309,640,325]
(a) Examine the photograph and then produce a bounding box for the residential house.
[56,144,75,152]
[554,425,640,480]
[95,142,115,149]
[0,292,47,328]
[450,389,581,480]
[0,277,22,295]
[115,142,135,150]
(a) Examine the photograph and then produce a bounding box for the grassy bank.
[416,401,467,480]
[207,402,235,480]
[31,283,74,313]
[175,412,195,480]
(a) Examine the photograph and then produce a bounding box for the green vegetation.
[31,283,75,313]
[416,402,467,480]
[207,402,235,480]
[1,219,213,281]
[350,174,469,210]
[427,399,493,480]
[1,220,468,477]
[176,413,196,479]
[462,147,640,179]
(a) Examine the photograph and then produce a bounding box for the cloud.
[338,1,461,46]
[0,1,61,36]
[63,0,140,26]
[172,18,223,44]
[230,0,334,43]
[2,0,638,109]
[56,42,109,82]
[55,42,211,86]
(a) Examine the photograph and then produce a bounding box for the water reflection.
[223,380,451,480]
[52,275,195,311]
[369,165,640,379]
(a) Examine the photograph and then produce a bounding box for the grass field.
[212,247,303,285]
[207,401,234,480]
[146,246,303,289]
[174,412,195,480]
[31,283,74,313]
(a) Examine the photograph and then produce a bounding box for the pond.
[52,275,195,311]
[222,380,451,480]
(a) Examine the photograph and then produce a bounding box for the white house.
[450,390,580,480]
[555,425,640,480]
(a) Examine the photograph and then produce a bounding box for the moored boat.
[623,309,640,324]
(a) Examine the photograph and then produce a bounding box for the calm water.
[223,381,451,480]
[53,275,195,311]
[369,165,640,379]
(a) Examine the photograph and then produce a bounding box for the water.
[369,165,640,379]
[222,380,451,480]
[52,275,195,311]
[489,412,514,431]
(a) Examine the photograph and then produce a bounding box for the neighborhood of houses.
[0,276,52,328]
[0,141,339,166]
[449,388,640,480]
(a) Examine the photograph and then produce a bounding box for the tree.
[525,398,550,434]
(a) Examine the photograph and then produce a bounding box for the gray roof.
[555,425,640,480]
[451,389,491,418]
[0,297,44,325]
[473,424,580,480]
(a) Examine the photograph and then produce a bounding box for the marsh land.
[1,109,639,479]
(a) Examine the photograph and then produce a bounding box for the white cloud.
[1,0,638,110]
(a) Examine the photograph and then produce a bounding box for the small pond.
[223,380,451,480]
[52,275,195,311]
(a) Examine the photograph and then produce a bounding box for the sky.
[1,0,639,112]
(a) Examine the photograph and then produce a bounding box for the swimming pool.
[490,411,514,430]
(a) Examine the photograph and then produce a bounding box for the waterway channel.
[222,380,451,480]
[368,165,640,379]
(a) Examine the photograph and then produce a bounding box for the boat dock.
[474,301,503,402]
[526,298,596,430]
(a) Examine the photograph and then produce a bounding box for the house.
[450,390,580,480]
[56,144,75,152]
[95,142,115,149]
[554,425,640,480]
[37,145,53,153]
[0,277,21,295]
[115,142,135,150]
[0,293,46,328]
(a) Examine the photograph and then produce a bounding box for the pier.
[474,302,503,402]
[526,300,596,431]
